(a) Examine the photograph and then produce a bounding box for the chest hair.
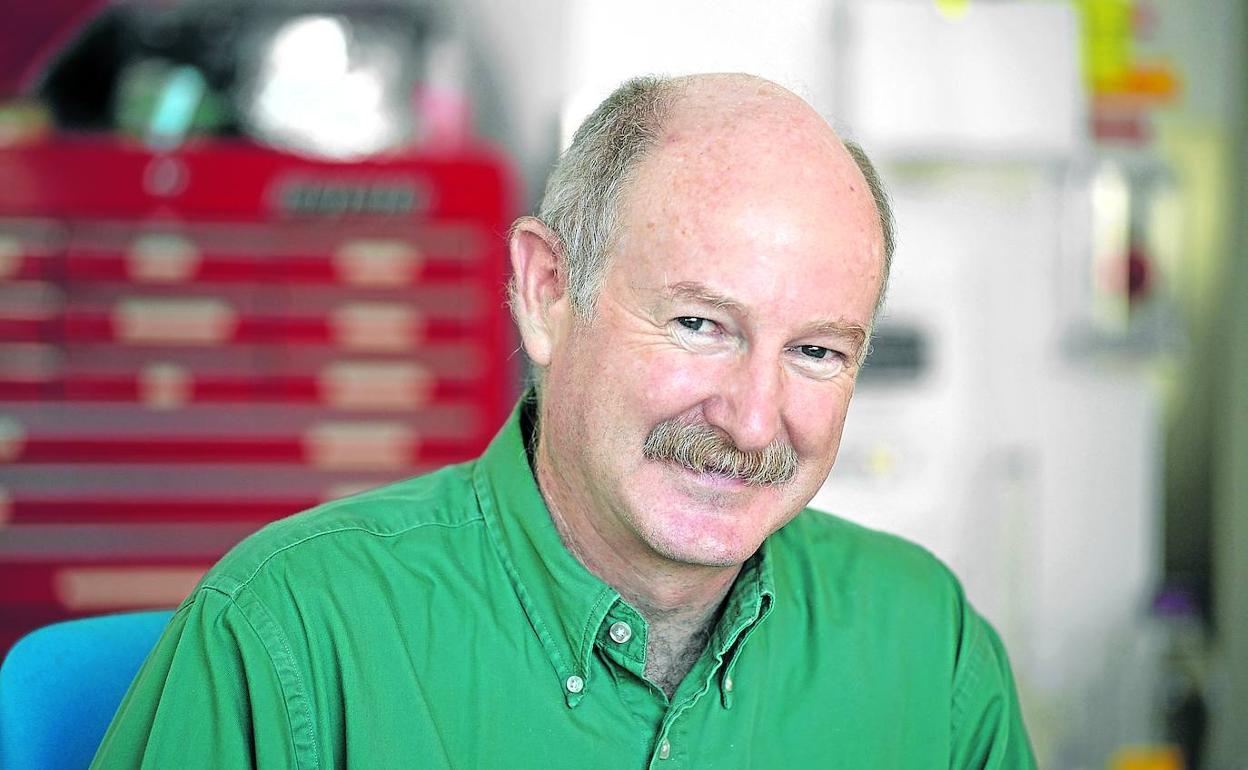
[644,617,717,699]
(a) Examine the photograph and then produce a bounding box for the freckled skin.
[516,74,885,693]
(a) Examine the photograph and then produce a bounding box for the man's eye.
[676,317,714,333]
[789,345,847,378]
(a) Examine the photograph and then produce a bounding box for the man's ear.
[508,216,572,368]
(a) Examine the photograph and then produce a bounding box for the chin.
[633,499,771,568]
[642,531,754,568]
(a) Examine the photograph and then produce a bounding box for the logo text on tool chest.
[270,177,427,217]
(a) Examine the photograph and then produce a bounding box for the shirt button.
[659,739,671,760]
[565,675,584,694]
[608,621,633,644]
[724,674,734,693]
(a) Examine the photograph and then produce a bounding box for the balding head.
[527,73,894,323]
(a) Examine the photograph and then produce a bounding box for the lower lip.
[672,464,748,489]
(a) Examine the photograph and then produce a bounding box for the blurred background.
[0,0,1243,767]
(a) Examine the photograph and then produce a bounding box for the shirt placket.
[645,654,719,770]
[647,607,772,767]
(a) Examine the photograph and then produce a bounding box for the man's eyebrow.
[802,320,869,357]
[661,281,747,314]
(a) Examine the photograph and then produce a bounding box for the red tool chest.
[0,136,517,653]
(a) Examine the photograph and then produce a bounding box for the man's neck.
[530,427,739,698]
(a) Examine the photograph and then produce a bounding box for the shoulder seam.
[950,607,989,732]
[230,589,321,770]
[184,587,322,770]
[209,512,485,597]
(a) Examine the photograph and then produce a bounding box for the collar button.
[608,621,633,644]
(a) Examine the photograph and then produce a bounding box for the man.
[94,74,1036,768]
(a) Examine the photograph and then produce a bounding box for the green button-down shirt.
[93,400,1036,769]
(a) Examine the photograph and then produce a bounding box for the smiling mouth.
[691,470,750,488]
[658,458,751,489]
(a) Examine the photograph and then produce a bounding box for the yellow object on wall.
[1109,745,1183,770]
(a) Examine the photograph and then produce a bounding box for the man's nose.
[704,350,784,453]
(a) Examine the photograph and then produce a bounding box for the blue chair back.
[0,610,174,770]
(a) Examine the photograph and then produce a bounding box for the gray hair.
[529,74,896,320]
[535,76,679,316]
[842,138,895,315]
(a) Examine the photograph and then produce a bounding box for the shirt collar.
[473,393,776,706]
[473,393,616,706]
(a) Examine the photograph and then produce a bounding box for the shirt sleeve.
[91,587,314,769]
[949,606,1038,770]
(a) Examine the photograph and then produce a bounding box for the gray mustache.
[642,418,798,486]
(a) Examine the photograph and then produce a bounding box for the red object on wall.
[0,135,518,654]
